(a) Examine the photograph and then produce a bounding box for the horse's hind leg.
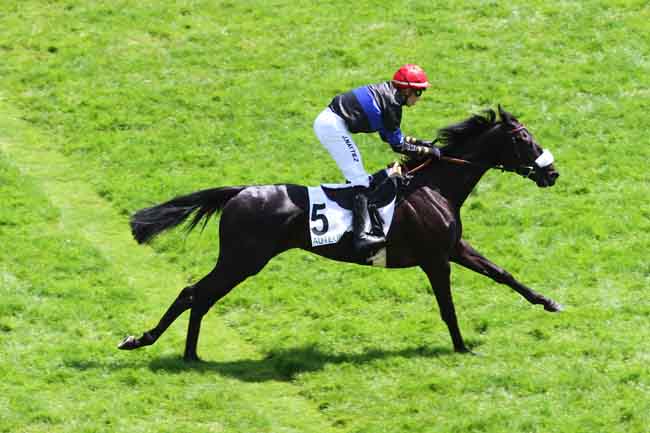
[118,284,196,351]
[118,251,268,359]
[118,255,252,353]
[183,251,273,361]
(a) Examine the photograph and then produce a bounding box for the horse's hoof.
[183,353,202,363]
[544,301,564,312]
[118,335,139,350]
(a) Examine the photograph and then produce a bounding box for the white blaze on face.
[534,149,554,168]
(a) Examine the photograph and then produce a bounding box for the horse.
[118,106,562,361]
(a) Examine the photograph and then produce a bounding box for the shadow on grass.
[147,344,461,382]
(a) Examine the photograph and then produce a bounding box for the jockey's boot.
[352,190,385,256]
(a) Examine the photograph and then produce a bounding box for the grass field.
[1,1,650,432]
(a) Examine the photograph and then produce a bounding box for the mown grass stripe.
[0,100,340,433]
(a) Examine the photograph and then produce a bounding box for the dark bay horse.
[119,106,562,360]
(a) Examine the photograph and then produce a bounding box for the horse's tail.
[130,186,246,244]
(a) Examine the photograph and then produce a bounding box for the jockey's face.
[404,88,424,106]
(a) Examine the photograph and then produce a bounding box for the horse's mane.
[402,109,498,168]
[437,109,497,148]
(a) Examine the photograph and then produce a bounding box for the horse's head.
[493,106,559,187]
[435,106,559,188]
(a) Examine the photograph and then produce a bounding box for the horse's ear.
[498,104,507,119]
[498,105,514,124]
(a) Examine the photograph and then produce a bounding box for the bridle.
[406,125,554,180]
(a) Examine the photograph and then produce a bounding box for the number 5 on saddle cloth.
[307,169,398,257]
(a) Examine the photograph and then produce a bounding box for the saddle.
[321,168,400,238]
[321,169,398,210]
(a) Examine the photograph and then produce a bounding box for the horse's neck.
[414,125,502,207]
[422,163,488,209]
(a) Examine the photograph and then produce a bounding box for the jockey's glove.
[402,136,441,159]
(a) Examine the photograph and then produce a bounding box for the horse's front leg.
[421,260,471,354]
[451,239,563,312]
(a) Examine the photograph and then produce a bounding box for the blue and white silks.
[352,86,403,147]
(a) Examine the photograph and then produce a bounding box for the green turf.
[1,1,650,432]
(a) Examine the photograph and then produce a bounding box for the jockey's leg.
[314,108,385,255]
[314,108,370,186]
[352,188,386,255]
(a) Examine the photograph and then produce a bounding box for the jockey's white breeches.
[313,108,370,187]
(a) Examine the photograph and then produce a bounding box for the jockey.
[314,64,441,255]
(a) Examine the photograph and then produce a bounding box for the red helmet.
[392,64,430,89]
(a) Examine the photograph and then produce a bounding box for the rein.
[406,156,535,177]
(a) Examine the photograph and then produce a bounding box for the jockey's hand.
[403,136,441,160]
[405,136,434,147]
[427,145,441,160]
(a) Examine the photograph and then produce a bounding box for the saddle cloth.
[307,173,397,248]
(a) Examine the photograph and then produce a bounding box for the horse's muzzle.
[536,167,559,188]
